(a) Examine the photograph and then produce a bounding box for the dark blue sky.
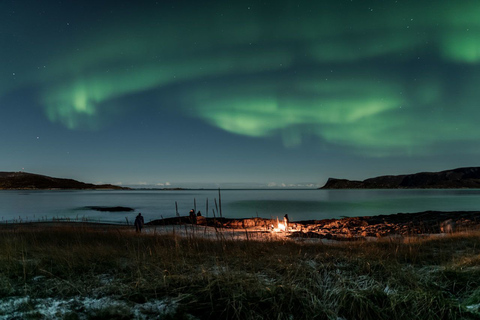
[1,0,479,187]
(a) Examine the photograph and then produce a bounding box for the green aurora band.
[3,0,480,156]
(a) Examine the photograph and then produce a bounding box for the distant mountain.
[320,167,480,189]
[0,172,129,190]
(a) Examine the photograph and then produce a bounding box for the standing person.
[189,209,196,224]
[134,213,144,232]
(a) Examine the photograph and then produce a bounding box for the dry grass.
[1,223,480,319]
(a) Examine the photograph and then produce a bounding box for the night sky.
[2,0,480,188]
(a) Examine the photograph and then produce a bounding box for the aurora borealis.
[2,0,480,187]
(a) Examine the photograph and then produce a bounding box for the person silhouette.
[134,213,144,232]
[189,209,196,224]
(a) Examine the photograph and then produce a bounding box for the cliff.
[321,167,480,189]
[0,172,129,190]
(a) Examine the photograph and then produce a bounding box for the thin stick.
[206,198,209,218]
[212,208,217,233]
[214,198,221,230]
[204,197,209,235]
[218,188,222,218]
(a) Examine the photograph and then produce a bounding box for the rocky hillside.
[321,167,480,189]
[0,172,128,190]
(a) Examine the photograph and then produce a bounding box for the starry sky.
[2,0,480,188]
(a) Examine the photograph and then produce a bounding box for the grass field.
[1,223,480,319]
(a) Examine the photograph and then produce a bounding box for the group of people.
[189,209,202,223]
[133,208,203,233]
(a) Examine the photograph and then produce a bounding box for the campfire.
[273,221,287,232]
[271,216,297,233]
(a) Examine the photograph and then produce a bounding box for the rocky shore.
[148,211,480,241]
[290,211,480,240]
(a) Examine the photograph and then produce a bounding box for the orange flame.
[272,218,287,232]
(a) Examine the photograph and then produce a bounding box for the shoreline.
[147,210,480,240]
[2,210,479,241]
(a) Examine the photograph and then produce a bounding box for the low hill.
[0,172,128,190]
[321,167,480,189]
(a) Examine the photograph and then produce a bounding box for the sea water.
[1,189,480,224]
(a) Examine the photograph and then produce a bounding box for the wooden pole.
[206,198,209,218]
[218,188,222,218]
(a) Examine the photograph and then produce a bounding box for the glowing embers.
[273,222,286,233]
[271,216,296,233]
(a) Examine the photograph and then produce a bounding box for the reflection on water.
[0,189,480,223]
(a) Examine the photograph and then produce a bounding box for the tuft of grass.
[87,305,133,320]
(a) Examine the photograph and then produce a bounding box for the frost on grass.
[0,295,180,319]
[466,304,480,312]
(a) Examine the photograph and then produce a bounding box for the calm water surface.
[1,189,480,224]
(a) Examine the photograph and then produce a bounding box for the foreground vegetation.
[1,224,480,319]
